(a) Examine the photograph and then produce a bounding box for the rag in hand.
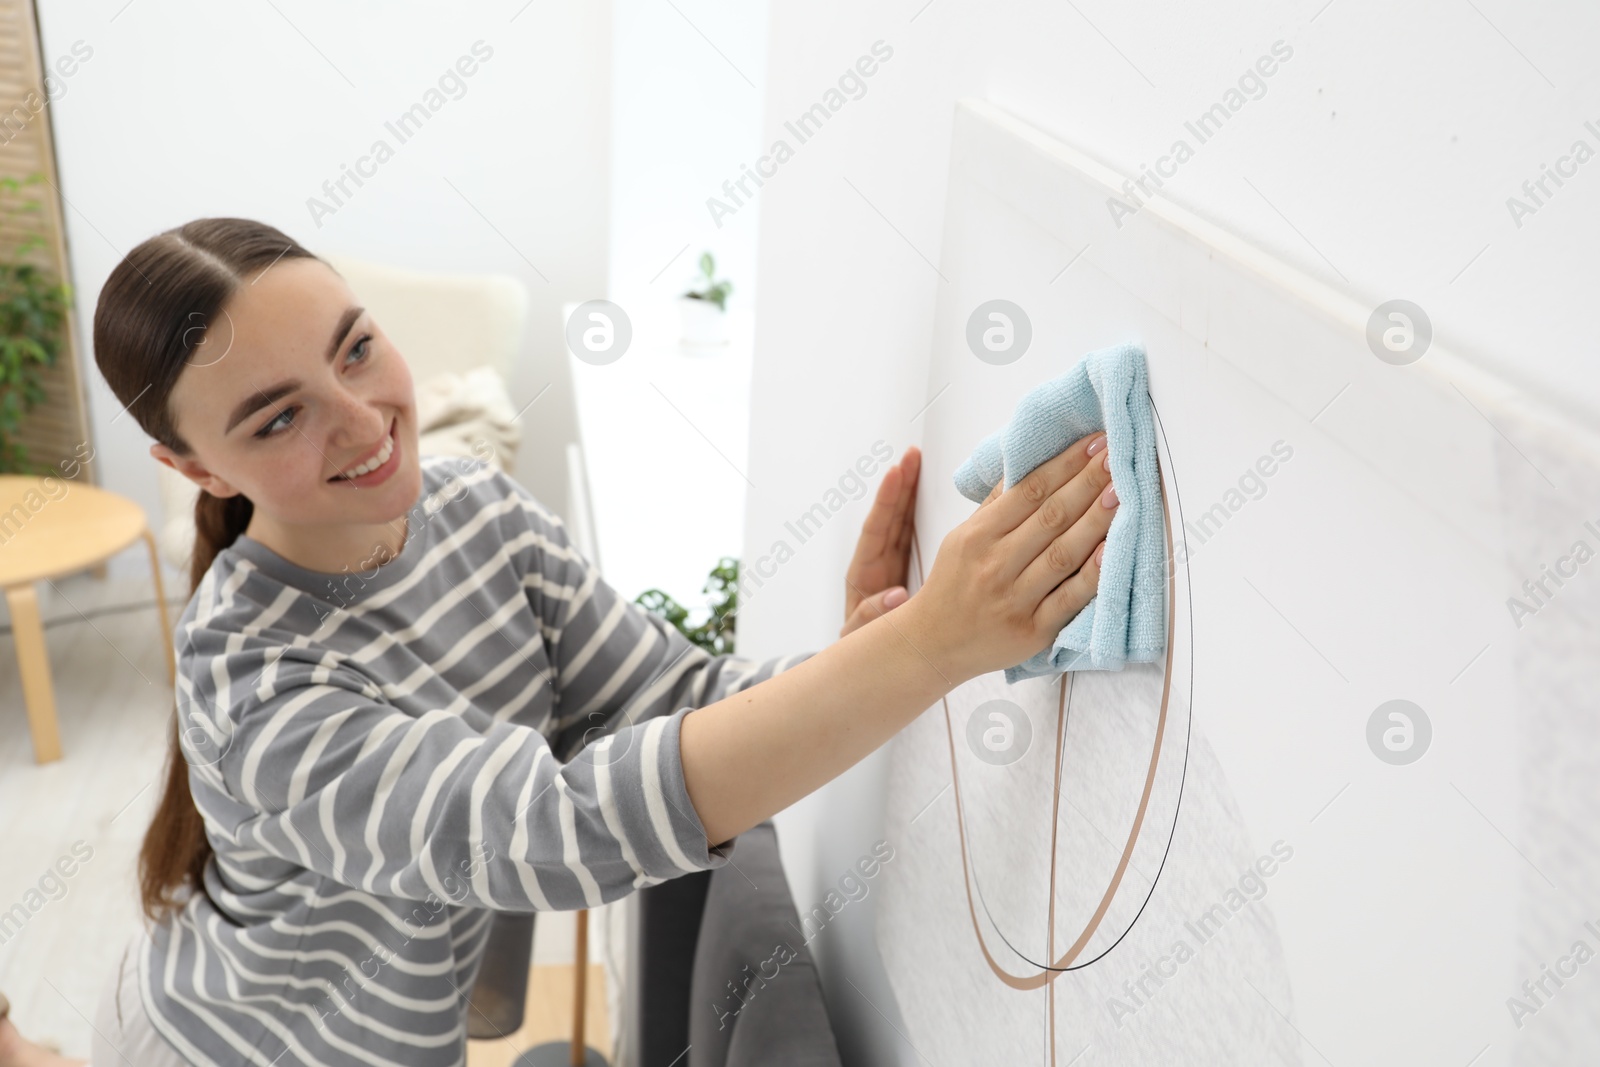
[952,339,1165,681]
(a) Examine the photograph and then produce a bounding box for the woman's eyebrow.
[223,306,366,434]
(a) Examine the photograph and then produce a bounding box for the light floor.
[1,568,176,1059]
[466,964,611,1067]
[0,569,615,1063]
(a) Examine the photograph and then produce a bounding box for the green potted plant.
[0,172,73,475]
[634,555,739,655]
[678,251,732,348]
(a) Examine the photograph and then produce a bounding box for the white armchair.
[155,253,533,575]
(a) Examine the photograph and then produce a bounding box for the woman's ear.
[150,442,243,499]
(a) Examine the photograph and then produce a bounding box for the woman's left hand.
[841,446,921,639]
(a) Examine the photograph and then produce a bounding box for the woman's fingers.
[893,447,921,555]
[839,584,911,638]
[1014,457,1118,607]
[919,429,1116,681]
[976,431,1106,537]
[1008,437,1111,583]
[843,447,921,621]
[1037,537,1108,630]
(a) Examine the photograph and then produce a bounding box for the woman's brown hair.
[92,218,321,922]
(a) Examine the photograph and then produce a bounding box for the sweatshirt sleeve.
[185,632,753,913]
[496,469,817,768]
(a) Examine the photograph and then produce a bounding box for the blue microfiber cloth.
[952,339,1165,681]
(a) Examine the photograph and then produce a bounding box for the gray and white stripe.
[143,454,813,1066]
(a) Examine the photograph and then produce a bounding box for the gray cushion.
[631,866,714,1065]
[464,912,535,1039]
[687,822,842,1067]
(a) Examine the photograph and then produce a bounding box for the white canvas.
[875,99,1600,1066]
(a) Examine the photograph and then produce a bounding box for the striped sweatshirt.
[143,454,815,1067]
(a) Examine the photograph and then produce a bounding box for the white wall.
[594,0,768,607]
[36,0,613,580]
[736,3,1600,1064]
[608,0,767,327]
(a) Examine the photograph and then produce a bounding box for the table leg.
[5,582,61,764]
[142,527,176,686]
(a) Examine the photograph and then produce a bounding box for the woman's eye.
[256,406,296,439]
[251,335,369,441]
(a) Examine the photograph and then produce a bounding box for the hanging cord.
[905,430,1190,989]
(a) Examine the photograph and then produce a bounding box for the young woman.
[0,217,1117,1067]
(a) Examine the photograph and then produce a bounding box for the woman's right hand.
[682,430,1115,844]
[907,431,1117,685]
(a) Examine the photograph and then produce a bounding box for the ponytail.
[136,487,256,922]
[138,718,213,922]
[189,487,253,594]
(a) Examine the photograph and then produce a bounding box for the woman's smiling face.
[152,256,423,556]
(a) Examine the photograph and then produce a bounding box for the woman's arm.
[681,429,1117,844]
[499,468,816,760]
[680,595,956,846]
[186,646,740,911]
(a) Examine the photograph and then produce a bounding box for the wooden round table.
[0,474,175,763]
